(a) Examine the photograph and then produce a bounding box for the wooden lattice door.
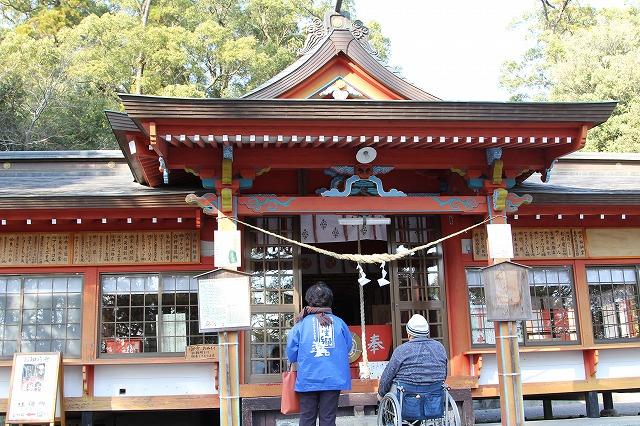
[389,216,448,351]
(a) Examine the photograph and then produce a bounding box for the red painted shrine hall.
[0,9,639,425]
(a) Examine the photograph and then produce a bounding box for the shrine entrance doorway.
[301,238,393,374]
[299,215,448,357]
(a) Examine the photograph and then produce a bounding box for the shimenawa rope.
[218,215,497,263]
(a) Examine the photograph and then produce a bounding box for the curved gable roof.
[243,16,440,101]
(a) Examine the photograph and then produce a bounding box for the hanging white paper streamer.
[356,263,370,286]
[378,261,390,286]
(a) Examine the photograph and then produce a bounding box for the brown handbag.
[280,365,300,414]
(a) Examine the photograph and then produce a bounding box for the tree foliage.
[501,1,640,152]
[0,0,388,150]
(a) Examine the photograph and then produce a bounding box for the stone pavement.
[483,416,640,425]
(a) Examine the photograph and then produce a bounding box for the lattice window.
[527,267,578,343]
[100,273,215,355]
[247,217,297,380]
[466,267,577,346]
[250,312,294,375]
[587,267,640,341]
[0,275,82,357]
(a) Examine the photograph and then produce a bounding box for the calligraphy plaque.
[0,233,70,266]
[0,231,199,266]
[472,228,586,260]
[72,230,199,265]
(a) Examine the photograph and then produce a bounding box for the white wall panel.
[520,351,585,383]
[0,365,83,398]
[94,364,217,397]
[478,351,585,385]
[597,348,640,379]
[64,366,83,397]
[0,367,10,398]
[478,354,498,385]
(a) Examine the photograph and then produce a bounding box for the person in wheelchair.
[377,314,448,422]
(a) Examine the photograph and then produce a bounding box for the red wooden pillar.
[441,215,473,377]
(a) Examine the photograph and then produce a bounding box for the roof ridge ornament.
[350,19,379,59]
[298,17,327,56]
[298,11,379,59]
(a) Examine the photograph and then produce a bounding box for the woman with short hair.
[286,282,352,426]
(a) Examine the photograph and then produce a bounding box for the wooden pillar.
[80,412,93,426]
[441,215,473,377]
[602,391,614,410]
[218,145,241,426]
[585,391,600,418]
[543,399,553,420]
[487,208,525,426]
[601,391,618,417]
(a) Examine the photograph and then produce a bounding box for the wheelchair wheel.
[443,390,461,426]
[377,393,402,426]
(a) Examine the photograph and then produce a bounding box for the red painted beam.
[166,147,547,171]
[235,195,487,215]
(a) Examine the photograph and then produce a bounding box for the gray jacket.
[377,337,448,396]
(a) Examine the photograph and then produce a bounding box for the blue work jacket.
[286,313,352,392]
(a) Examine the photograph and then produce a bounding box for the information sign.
[198,274,250,332]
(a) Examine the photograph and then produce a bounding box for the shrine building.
[0,8,639,425]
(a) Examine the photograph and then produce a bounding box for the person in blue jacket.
[286,281,352,426]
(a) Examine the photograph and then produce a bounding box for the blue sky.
[353,0,631,101]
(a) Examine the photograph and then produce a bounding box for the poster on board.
[198,274,251,332]
[6,352,65,425]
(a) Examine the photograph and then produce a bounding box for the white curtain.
[300,215,388,244]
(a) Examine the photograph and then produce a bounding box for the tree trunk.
[134,0,152,94]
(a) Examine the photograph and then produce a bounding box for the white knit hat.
[406,314,430,338]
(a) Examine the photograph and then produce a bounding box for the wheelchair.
[377,382,461,426]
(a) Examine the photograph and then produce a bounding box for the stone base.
[600,408,620,417]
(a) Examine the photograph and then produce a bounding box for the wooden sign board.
[482,261,533,321]
[185,344,219,361]
[6,352,65,425]
[473,228,586,260]
[0,231,200,267]
[197,270,251,332]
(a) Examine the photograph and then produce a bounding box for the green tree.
[501,2,640,152]
[0,0,389,150]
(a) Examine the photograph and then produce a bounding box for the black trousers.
[298,390,341,426]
